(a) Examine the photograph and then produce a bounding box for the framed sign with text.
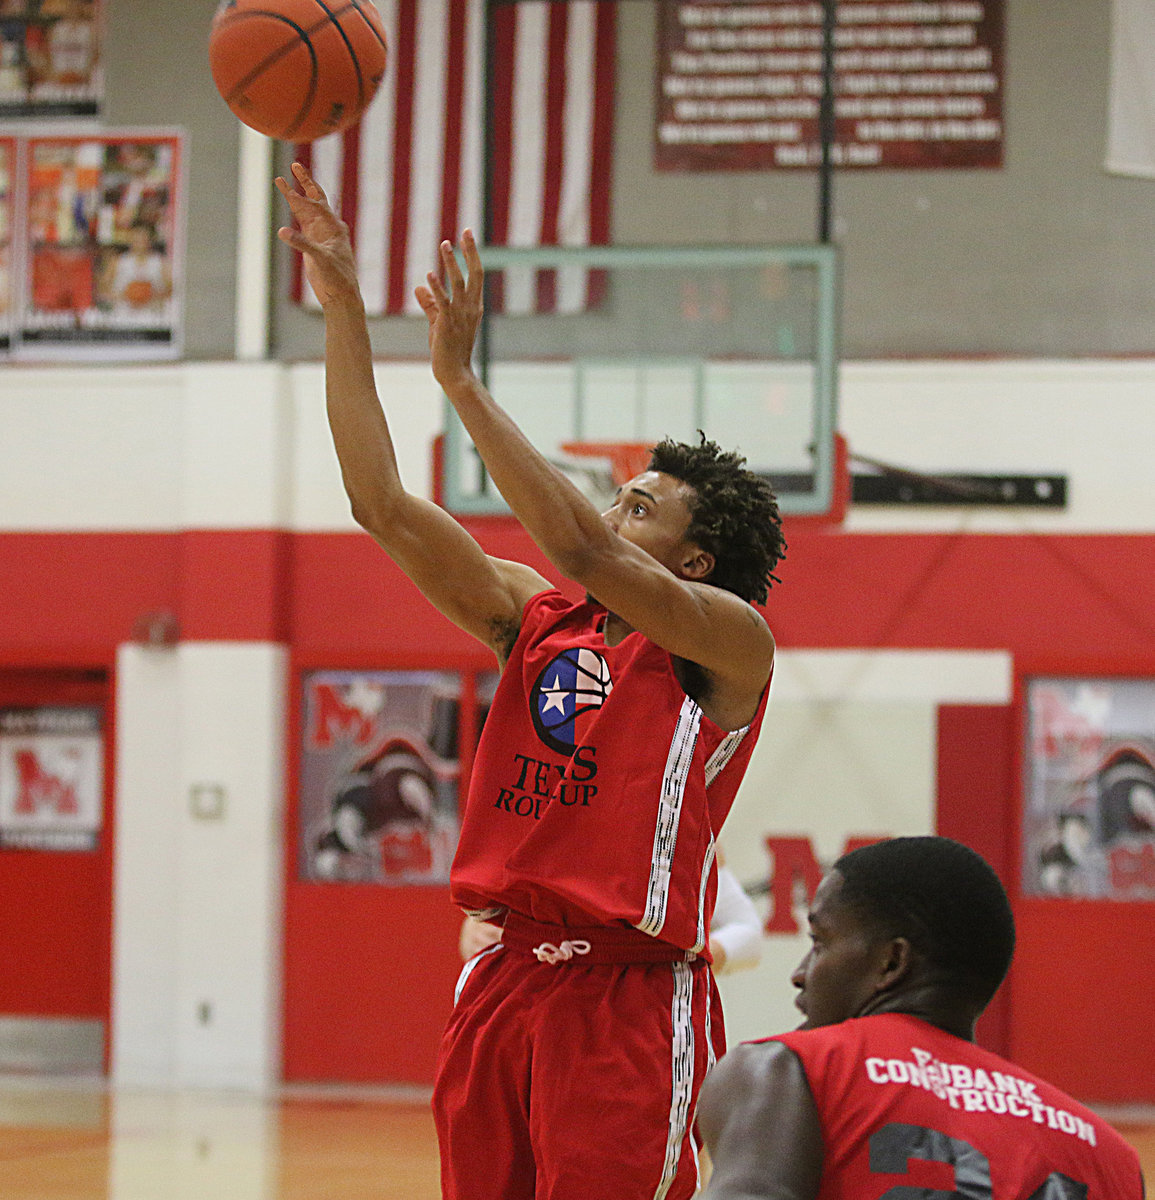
[655,0,1004,171]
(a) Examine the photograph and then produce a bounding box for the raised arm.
[697,1042,823,1200]
[276,164,548,661]
[415,232,774,718]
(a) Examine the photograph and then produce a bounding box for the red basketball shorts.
[432,915,725,1200]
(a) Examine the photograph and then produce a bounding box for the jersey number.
[869,1122,1088,1199]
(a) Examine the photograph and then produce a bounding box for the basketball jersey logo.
[530,648,613,755]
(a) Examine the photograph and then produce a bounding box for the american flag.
[293,0,616,315]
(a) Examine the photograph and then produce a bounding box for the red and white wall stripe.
[3,357,1155,1097]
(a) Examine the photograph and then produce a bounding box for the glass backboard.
[442,242,839,516]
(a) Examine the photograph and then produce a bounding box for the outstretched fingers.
[290,160,328,203]
[275,164,331,221]
[460,228,484,302]
[414,232,484,316]
[425,266,450,307]
[415,285,439,326]
[439,239,465,299]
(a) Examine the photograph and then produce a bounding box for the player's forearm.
[323,296,408,530]
[442,371,614,578]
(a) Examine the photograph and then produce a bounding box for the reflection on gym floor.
[1,1076,1151,1199]
[0,1077,438,1200]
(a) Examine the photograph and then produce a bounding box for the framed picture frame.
[1023,675,1155,900]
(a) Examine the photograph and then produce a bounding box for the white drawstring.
[532,939,592,965]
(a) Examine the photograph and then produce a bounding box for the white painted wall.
[113,643,287,1090]
[112,646,182,1085]
[287,361,443,531]
[717,649,1013,1046]
[840,359,1155,533]
[1,357,1154,532]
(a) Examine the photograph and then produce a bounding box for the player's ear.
[877,937,916,991]
[680,545,715,581]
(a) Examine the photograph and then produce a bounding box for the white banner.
[1106,0,1155,177]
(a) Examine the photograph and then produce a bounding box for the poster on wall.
[1024,677,1155,900]
[0,135,14,351]
[655,0,1004,171]
[17,131,182,357]
[299,670,472,886]
[0,0,102,119]
[0,705,103,851]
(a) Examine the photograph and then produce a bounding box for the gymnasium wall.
[5,0,1154,1102]
[97,0,1155,360]
[3,358,1155,1099]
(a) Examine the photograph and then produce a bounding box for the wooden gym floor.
[0,1075,1151,1198]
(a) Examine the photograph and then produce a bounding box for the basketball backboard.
[440,242,839,517]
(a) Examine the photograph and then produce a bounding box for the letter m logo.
[308,682,380,750]
[763,834,887,934]
[12,748,80,816]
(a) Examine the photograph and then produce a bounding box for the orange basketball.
[209,0,387,142]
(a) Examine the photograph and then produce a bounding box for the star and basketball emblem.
[530,648,614,755]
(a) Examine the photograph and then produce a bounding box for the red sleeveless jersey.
[773,1013,1143,1199]
[450,589,770,951]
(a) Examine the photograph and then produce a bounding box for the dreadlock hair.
[833,836,1016,1013]
[647,434,786,606]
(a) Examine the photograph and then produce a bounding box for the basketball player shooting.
[277,160,787,1200]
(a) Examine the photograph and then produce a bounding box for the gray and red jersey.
[451,588,770,952]
[772,1013,1144,1199]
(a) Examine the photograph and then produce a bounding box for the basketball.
[208,0,387,143]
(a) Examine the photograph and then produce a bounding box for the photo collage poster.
[0,3,184,358]
[0,0,102,120]
[15,132,183,356]
[299,670,503,886]
[1024,677,1155,900]
[0,134,13,349]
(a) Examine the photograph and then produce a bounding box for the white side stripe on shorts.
[653,961,695,1200]
[453,942,502,1005]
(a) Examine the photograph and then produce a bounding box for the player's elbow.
[346,483,404,539]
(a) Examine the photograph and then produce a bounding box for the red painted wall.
[936,705,1016,1058]
[4,524,1155,1092]
[1010,899,1155,1103]
[7,527,1155,662]
[0,668,113,1058]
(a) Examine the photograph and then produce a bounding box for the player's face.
[790,870,890,1030]
[601,471,703,576]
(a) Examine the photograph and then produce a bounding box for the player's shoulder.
[713,1037,807,1089]
[701,1038,808,1131]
